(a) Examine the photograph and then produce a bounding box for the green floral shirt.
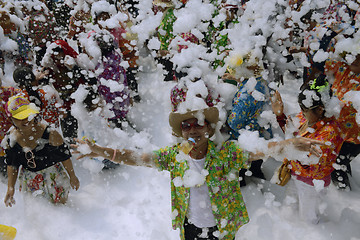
[158,8,176,51]
[153,140,250,240]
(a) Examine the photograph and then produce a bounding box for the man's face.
[181,118,210,147]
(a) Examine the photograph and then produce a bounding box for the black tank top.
[5,127,71,172]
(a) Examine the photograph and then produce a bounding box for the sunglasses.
[299,104,319,112]
[181,120,208,131]
[25,150,36,169]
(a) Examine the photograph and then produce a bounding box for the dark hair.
[52,46,64,55]
[83,85,100,112]
[300,10,315,24]
[94,11,111,24]
[298,74,332,110]
[96,33,115,56]
[13,66,35,87]
[13,66,43,109]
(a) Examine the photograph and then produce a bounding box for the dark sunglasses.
[25,150,36,169]
[181,120,208,131]
[299,103,318,112]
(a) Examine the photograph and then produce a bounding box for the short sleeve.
[218,141,250,172]
[4,146,21,169]
[153,145,179,172]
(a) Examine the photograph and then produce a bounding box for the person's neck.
[189,141,208,160]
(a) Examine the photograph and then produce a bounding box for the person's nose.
[188,125,198,134]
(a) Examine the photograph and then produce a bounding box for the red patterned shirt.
[290,115,344,182]
[325,59,360,144]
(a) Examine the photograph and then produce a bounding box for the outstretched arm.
[249,137,325,161]
[73,139,155,168]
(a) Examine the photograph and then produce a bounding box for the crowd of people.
[0,0,360,239]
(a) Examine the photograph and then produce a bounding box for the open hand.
[270,90,284,116]
[4,189,15,207]
[71,138,99,160]
[70,175,80,190]
[290,137,325,157]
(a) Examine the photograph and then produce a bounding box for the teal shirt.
[153,140,250,240]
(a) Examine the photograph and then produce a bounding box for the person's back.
[95,33,131,127]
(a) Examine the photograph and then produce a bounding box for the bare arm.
[248,137,325,161]
[73,139,156,168]
[49,129,80,190]
[4,166,18,207]
[62,159,80,190]
[49,128,66,146]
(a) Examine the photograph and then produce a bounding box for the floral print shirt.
[290,114,344,181]
[96,51,130,120]
[158,8,176,51]
[227,77,272,140]
[153,140,250,240]
[325,59,360,144]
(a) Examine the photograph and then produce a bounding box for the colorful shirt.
[110,24,139,68]
[289,114,344,181]
[153,140,250,240]
[227,77,272,139]
[96,51,130,120]
[205,1,239,70]
[22,88,62,127]
[325,59,360,144]
[0,87,21,156]
[157,8,176,51]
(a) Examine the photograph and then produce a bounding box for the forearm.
[62,159,77,178]
[7,166,18,190]
[92,144,154,167]
[248,139,295,161]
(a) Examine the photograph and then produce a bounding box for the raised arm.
[270,90,287,132]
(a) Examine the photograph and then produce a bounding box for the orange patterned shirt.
[290,115,344,180]
[325,60,360,144]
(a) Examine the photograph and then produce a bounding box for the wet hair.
[298,74,332,110]
[96,33,115,56]
[13,66,43,109]
[94,11,111,24]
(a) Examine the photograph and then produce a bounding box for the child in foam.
[272,75,346,223]
[3,96,79,206]
[74,102,324,239]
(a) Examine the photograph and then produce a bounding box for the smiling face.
[181,118,210,148]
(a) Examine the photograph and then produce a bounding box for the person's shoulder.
[47,126,64,146]
[2,127,18,150]
[218,140,238,151]
[156,143,179,153]
[319,117,342,134]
